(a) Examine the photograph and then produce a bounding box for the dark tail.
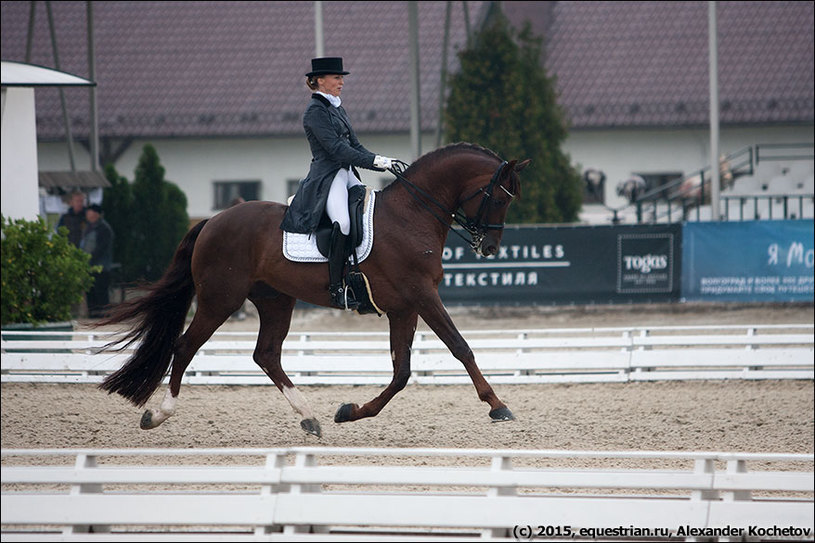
[98,219,209,407]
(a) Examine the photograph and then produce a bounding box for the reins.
[387,159,511,252]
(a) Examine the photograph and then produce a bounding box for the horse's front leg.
[334,311,417,423]
[418,293,514,422]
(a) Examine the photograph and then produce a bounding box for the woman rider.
[280,57,398,310]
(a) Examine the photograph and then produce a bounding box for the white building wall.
[38,132,433,220]
[1,87,41,220]
[565,124,814,223]
[566,124,815,209]
[36,124,812,222]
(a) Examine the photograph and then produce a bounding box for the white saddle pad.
[283,190,376,263]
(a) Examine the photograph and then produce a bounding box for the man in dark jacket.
[57,191,87,246]
[80,204,115,318]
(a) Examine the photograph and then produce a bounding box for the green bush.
[1,215,98,325]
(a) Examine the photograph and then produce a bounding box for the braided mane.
[406,142,501,174]
[384,142,520,197]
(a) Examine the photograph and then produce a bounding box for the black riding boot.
[328,222,359,310]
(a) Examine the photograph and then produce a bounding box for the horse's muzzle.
[477,234,501,257]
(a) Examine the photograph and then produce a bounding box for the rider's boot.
[328,222,359,310]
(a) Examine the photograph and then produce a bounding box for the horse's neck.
[377,167,465,240]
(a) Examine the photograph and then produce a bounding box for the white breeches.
[326,167,363,235]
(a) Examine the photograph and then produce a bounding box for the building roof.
[509,0,814,129]
[1,1,812,141]
[0,0,486,140]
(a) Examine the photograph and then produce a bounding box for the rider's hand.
[373,155,395,169]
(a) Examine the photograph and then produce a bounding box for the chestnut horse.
[99,143,530,437]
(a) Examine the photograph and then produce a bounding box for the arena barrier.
[2,325,812,386]
[2,447,813,542]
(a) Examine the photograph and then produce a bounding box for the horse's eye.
[493,199,507,208]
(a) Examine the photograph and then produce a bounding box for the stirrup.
[330,283,359,311]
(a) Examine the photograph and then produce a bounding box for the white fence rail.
[2,324,813,385]
[2,447,813,541]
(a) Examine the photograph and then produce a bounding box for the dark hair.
[306,76,320,91]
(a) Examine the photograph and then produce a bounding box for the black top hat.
[306,57,349,77]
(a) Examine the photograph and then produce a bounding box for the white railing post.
[745,327,763,374]
[283,451,326,535]
[622,329,633,381]
[723,459,751,502]
[64,453,110,535]
[255,451,287,536]
[691,457,719,502]
[482,454,515,538]
[515,332,529,377]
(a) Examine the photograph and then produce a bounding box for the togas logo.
[623,254,668,273]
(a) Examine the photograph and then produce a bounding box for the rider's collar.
[315,91,341,108]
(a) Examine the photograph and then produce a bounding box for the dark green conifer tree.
[102,163,135,283]
[130,144,189,282]
[445,13,582,223]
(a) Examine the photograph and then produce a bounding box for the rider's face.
[318,74,344,97]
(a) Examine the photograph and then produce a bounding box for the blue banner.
[681,220,814,302]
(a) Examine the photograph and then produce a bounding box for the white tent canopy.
[1,61,95,220]
[1,60,94,87]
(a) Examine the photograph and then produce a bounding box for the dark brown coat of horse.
[99,143,530,437]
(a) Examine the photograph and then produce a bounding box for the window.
[213,181,260,210]
[581,169,606,204]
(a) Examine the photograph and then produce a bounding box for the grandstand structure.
[630,142,814,224]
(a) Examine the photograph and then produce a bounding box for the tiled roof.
[1,0,486,139]
[514,0,813,128]
[1,1,812,140]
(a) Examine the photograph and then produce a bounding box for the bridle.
[388,159,514,253]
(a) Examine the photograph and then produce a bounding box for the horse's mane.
[380,142,503,193]
[409,142,502,172]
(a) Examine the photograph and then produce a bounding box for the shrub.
[1,215,98,325]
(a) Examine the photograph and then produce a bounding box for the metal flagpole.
[708,1,720,221]
[315,1,324,57]
[408,1,421,160]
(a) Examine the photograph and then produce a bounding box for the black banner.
[438,224,682,305]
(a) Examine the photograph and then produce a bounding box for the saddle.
[312,185,382,316]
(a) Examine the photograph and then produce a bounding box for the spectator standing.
[80,204,115,318]
[57,191,87,246]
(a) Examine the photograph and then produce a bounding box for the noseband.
[389,160,514,253]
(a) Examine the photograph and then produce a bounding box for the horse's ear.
[514,159,531,172]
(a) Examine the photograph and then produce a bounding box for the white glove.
[373,155,394,169]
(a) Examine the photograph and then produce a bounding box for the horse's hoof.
[489,407,515,422]
[300,418,322,437]
[334,403,355,423]
[140,410,155,430]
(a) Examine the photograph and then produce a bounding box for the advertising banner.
[681,220,814,302]
[438,224,682,305]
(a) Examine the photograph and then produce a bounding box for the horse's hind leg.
[334,310,417,423]
[418,293,514,422]
[251,291,321,437]
[140,297,235,430]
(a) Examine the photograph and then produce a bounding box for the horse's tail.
[98,219,209,407]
